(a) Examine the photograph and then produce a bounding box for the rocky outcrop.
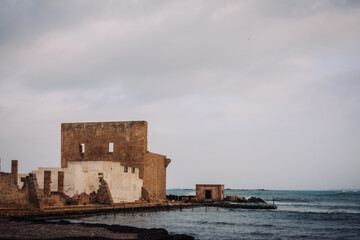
[0,219,195,240]
[247,196,266,203]
[224,195,266,203]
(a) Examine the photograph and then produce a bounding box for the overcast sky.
[0,0,359,190]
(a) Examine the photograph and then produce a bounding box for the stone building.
[0,120,171,210]
[196,184,224,202]
[30,121,171,203]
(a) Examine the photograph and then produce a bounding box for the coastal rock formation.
[224,195,266,203]
[0,219,195,240]
[247,197,266,203]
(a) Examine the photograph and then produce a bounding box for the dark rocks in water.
[224,195,266,203]
[167,194,180,201]
[236,196,247,203]
[167,195,196,203]
[247,197,265,203]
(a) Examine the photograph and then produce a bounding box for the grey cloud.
[256,0,360,19]
[0,0,359,189]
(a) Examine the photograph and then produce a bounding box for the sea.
[71,189,360,239]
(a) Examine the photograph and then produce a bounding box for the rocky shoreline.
[0,219,194,240]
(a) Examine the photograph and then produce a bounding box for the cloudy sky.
[0,0,359,190]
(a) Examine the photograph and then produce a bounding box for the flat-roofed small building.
[196,184,224,202]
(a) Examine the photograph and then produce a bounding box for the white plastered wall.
[26,161,143,203]
[64,161,143,203]
[28,167,63,191]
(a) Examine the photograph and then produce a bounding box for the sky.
[0,0,359,190]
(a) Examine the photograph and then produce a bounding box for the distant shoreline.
[167,188,360,192]
[225,188,268,191]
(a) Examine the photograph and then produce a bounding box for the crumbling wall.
[143,152,171,200]
[0,169,46,210]
[64,161,143,202]
[58,171,64,192]
[0,173,28,209]
[24,173,44,209]
[96,177,113,205]
[31,167,63,191]
[61,121,148,178]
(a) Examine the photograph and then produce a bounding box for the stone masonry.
[61,121,171,200]
[43,171,51,195]
[96,174,114,205]
[58,171,64,192]
[11,160,18,185]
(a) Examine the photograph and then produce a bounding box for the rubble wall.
[0,173,28,209]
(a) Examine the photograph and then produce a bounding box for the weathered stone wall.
[0,169,46,210]
[31,167,63,191]
[43,171,51,195]
[96,178,114,205]
[61,121,148,178]
[196,184,224,202]
[60,121,170,201]
[0,172,28,209]
[31,162,143,203]
[58,171,64,192]
[11,160,18,185]
[24,173,44,210]
[143,152,171,200]
[64,161,143,203]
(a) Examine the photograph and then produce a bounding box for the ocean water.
[72,189,360,239]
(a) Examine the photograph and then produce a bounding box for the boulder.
[247,197,265,203]
[236,196,247,202]
[225,195,237,201]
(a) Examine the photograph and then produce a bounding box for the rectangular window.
[131,167,135,173]
[79,143,85,153]
[124,166,128,172]
[108,142,114,153]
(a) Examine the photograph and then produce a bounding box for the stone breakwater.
[1,201,277,221]
[0,202,197,220]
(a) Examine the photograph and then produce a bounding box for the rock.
[236,196,247,202]
[247,197,265,203]
[225,195,237,201]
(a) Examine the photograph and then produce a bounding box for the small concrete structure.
[196,184,224,202]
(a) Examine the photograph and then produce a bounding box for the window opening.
[79,143,85,153]
[124,166,128,172]
[108,142,114,153]
[131,167,135,173]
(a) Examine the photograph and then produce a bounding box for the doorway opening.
[205,190,212,200]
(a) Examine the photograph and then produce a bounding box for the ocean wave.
[277,207,360,214]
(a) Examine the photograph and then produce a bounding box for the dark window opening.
[131,167,135,173]
[79,143,85,153]
[205,190,212,200]
[124,166,128,172]
[108,142,114,153]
